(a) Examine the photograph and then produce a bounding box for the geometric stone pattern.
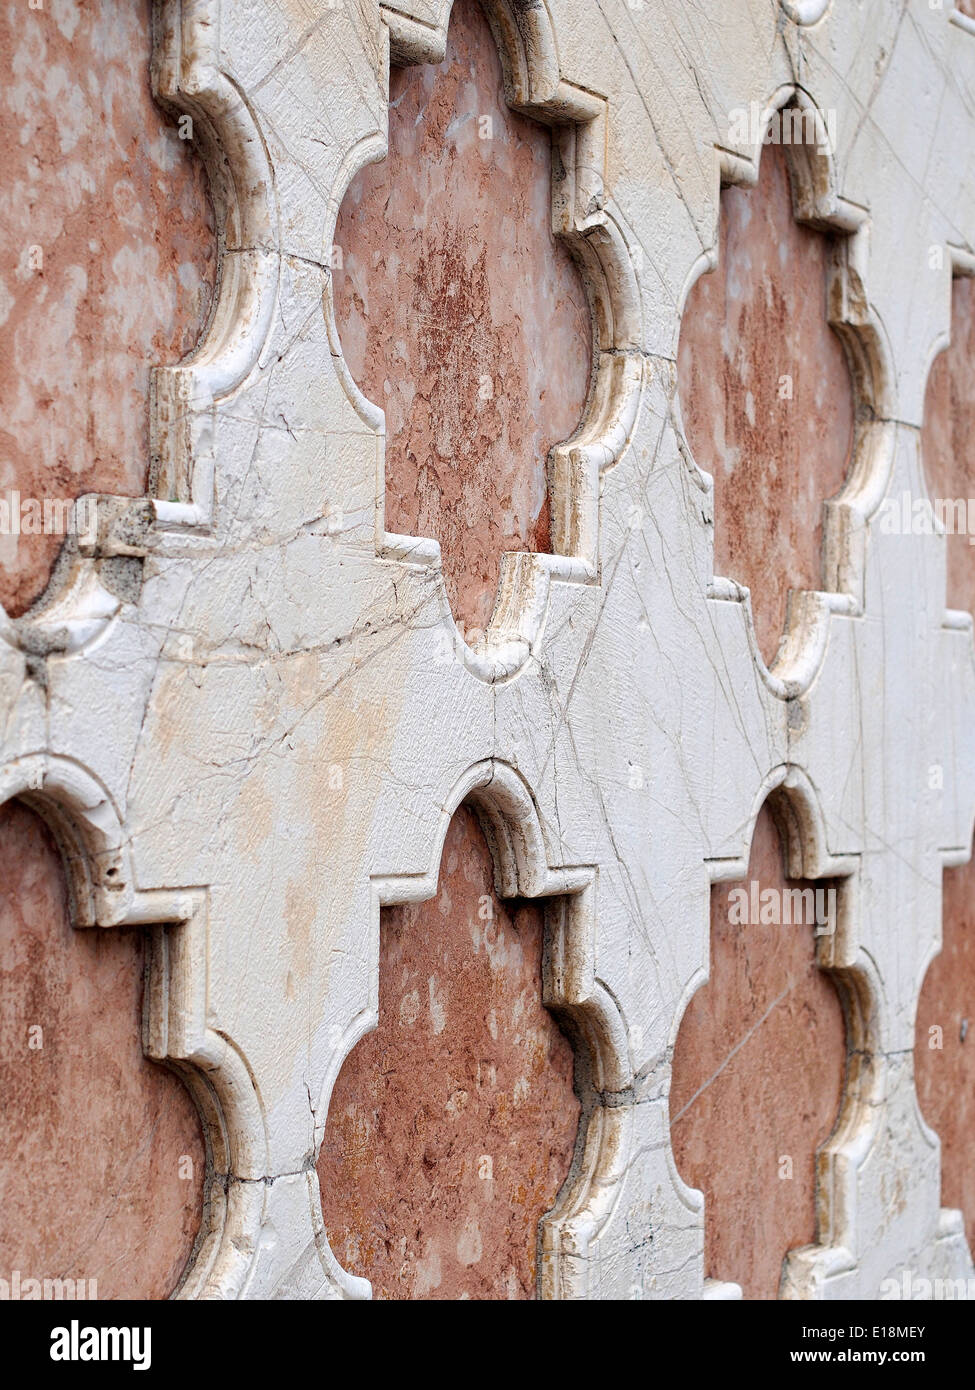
[318,804,580,1301]
[915,269,975,1265]
[677,140,855,667]
[670,804,847,1300]
[331,0,591,638]
[1,0,974,1298]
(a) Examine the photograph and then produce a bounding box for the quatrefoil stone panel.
[2,0,975,1301]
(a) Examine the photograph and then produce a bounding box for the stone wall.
[1,0,973,1302]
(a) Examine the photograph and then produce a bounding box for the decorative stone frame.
[0,754,268,1300]
[677,84,894,699]
[693,764,863,1300]
[326,1,646,682]
[321,759,630,1299]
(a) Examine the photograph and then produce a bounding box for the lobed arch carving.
[324,0,646,682]
[0,752,268,1300]
[676,85,895,701]
[316,758,631,1299]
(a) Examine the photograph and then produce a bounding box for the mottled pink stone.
[0,0,215,617]
[0,800,205,1299]
[678,142,854,666]
[332,0,591,636]
[319,805,580,1300]
[916,273,975,1255]
[670,805,846,1299]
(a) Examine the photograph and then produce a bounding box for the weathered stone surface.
[333,0,590,636]
[0,0,214,616]
[678,142,854,666]
[0,1,212,1300]
[0,800,204,1299]
[0,0,973,1302]
[319,804,579,1300]
[915,855,975,1258]
[922,274,975,616]
[916,272,975,1258]
[671,805,846,1300]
